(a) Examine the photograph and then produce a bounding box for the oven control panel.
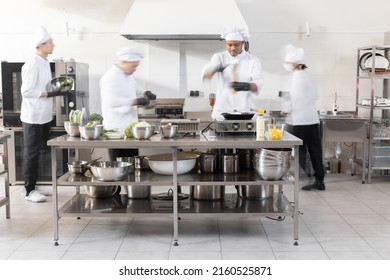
[215,120,256,134]
[155,107,183,116]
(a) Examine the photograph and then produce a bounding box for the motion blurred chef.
[202,27,263,120]
[100,47,156,160]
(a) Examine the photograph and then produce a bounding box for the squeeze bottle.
[256,109,266,140]
[80,107,88,126]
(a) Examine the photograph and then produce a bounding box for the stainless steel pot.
[200,152,217,173]
[116,157,135,173]
[240,185,274,199]
[190,185,225,200]
[84,185,119,198]
[126,185,151,199]
[237,149,254,169]
[222,153,239,173]
[134,155,150,170]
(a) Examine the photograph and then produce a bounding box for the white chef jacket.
[202,50,263,120]
[285,70,319,126]
[99,65,144,131]
[20,54,53,124]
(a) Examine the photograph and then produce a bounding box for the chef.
[100,47,156,160]
[202,26,263,120]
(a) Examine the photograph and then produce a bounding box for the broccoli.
[87,113,103,122]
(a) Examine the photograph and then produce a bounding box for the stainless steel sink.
[320,111,356,119]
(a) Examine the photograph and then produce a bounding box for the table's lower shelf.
[59,193,294,217]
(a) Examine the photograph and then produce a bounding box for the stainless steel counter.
[48,131,302,246]
[0,133,10,218]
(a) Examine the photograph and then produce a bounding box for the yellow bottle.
[256,109,265,140]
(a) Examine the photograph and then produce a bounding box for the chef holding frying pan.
[202,26,263,120]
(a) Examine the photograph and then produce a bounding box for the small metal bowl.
[132,125,155,140]
[64,121,80,137]
[51,76,74,92]
[79,125,104,140]
[89,161,131,181]
[160,125,178,138]
[68,160,88,174]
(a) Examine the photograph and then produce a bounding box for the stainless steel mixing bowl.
[132,125,155,140]
[89,161,131,181]
[64,121,80,137]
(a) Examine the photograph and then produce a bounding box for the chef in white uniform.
[21,26,71,203]
[281,44,325,191]
[202,27,263,120]
[100,47,156,160]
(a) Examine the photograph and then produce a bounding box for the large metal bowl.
[84,185,119,198]
[64,121,80,137]
[253,148,292,180]
[147,153,198,175]
[132,125,155,140]
[51,76,74,92]
[89,161,131,181]
[79,125,103,140]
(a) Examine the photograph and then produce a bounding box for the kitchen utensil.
[64,121,80,137]
[83,185,119,198]
[67,161,88,174]
[116,157,135,173]
[132,125,155,140]
[222,153,239,173]
[253,148,292,180]
[50,76,74,92]
[236,149,254,169]
[106,131,124,139]
[79,124,104,140]
[359,53,385,70]
[134,155,150,170]
[160,124,178,138]
[240,185,274,199]
[200,151,217,173]
[147,152,198,175]
[190,185,225,200]
[221,112,255,120]
[365,55,389,69]
[126,185,151,199]
[89,161,131,181]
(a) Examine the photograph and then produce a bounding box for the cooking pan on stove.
[222,112,255,120]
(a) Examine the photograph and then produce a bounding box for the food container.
[222,153,239,173]
[126,185,151,199]
[83,185,119,198]
[67,160,88,174]
[267,123,285,140]
[79,125,104,140]
[240,185,274,199]
[134,155,150,170]
[160,124,178,138]
[147,153,198,175]
[200,152,217,173]
[236,149,254,169]
[89,161,131,181]
[132,125,155,140]
[190,185,225,200]
[253,148,292,180]
[64,121,80,137]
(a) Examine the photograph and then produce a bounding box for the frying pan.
[221,112,255,120]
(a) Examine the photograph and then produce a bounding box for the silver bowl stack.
[253,148,292,180]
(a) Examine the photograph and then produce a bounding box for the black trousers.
[286,123,325,183]
[22,121,51,193]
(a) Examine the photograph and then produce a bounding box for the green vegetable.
[87,113,104,122]
[69,109,82,123]
[124,121,139,138]
[134,121,151,127]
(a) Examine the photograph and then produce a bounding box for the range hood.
[120,0,248,40]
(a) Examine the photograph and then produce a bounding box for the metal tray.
[221,112,255,120]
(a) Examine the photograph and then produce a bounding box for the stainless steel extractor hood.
[120,0,248,40]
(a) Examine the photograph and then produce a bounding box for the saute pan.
[221,112,255,120]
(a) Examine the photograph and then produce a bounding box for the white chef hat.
[221,26,249,41]
[283,44,305,64]
[31,26,52,48]
[116,47,144,62]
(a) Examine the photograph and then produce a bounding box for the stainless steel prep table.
[48,132,302,246]
[0,133,11,218]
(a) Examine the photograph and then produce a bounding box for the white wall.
[1,0,389,115]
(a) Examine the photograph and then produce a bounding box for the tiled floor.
[1,173,390,260]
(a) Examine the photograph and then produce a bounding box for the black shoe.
[301,183,325,191]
